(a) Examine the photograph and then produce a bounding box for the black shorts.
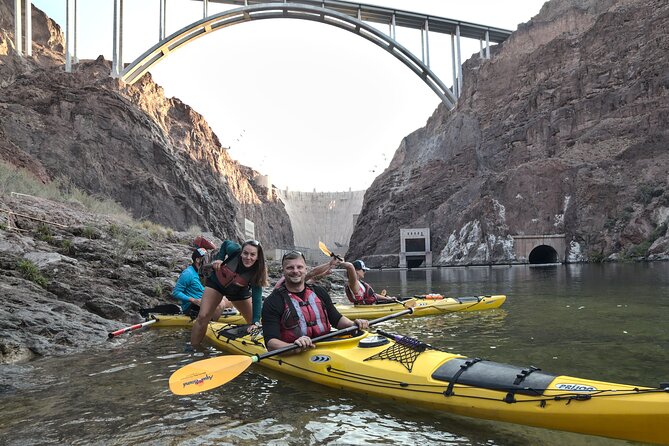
[205,274,251,302]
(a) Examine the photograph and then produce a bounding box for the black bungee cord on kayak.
[364,330,440,372]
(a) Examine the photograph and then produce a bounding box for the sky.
[31,0,547,192]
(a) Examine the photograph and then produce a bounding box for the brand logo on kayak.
[182,373,213,388]
[310,355,330,363]
[555,383,597,392]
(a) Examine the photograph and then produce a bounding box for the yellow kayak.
[145,294,504,328]
[336,294,506,319]
[204,323,669,445]
[150,312,247,327]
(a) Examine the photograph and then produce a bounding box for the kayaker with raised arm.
[262,251,369,352]
[191,239,268,347]
[341,260,396,305]
[272,255,339,289]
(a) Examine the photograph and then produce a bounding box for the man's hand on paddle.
[294,335,315,351]
[354,319,369,330]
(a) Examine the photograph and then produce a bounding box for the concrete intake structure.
[278,189,365,258]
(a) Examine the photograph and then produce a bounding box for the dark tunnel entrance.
[528,245,559,264]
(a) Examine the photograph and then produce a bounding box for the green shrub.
[0,160,132,220]
[636,184,663,205]
[628,241,651,258]
[82,225,97,239]
[17,259,48,288]
[60,238,75,255]
[153,283,164,298]
[35,224,54,243]
[108,223,122,239]
[588,251,605,263]
[650,223,668,242]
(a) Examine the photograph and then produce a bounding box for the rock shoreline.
[0,193,251,365]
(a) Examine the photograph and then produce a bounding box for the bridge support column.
[424,19,430,67]
[112,0,124,77]
[159,0,166,40]
[456,24,462,97]
[485,30,490,59]
[451,33,457,97]
[24,0,31,56]
[65,0,71,72]
[390,13,396,39]
[14,0,22,55]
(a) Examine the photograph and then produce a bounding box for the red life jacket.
[345,280,377,305]
[214,255,252,296]
[280,286,332,343]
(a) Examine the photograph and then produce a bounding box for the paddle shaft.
[255,307,414,361]
[108,319,156,338]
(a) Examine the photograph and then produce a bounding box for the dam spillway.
[277,189,365,257]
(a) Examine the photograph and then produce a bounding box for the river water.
[2,263,669,445]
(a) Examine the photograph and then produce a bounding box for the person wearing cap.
[262,251,369,352]
[341,259,395,305]
[172,247,217,318]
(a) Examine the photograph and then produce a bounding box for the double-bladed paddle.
[168,306,414,395]
[108,319,157,338]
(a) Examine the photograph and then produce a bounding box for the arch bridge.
[13,0,513,108]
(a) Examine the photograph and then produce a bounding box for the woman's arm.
[215,240,241,261]
[250,285,263,324]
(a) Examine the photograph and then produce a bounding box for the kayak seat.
[217,325,258,340]
[432,358,557,400]
[139,303,181,317]
[454,296,481,304]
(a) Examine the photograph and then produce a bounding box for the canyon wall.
[348,0,669,266]
[0,0,293,247]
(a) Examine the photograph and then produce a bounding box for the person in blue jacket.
[172,247,221,318]
[191,239,269,347]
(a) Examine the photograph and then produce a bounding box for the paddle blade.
[169,356,253,395]
[318,241,332,257]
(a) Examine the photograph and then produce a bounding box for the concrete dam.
[277,189,365,260]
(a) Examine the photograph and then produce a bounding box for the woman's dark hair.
[243,240,269,287]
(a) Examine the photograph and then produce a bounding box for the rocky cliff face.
[0,0,293,247]
[349,0,669,266]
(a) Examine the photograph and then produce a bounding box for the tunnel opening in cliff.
[406,256,426,268]
[528,245,559,264]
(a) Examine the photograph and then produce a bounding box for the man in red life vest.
[262,251,369,351]
[341,260,396,305]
